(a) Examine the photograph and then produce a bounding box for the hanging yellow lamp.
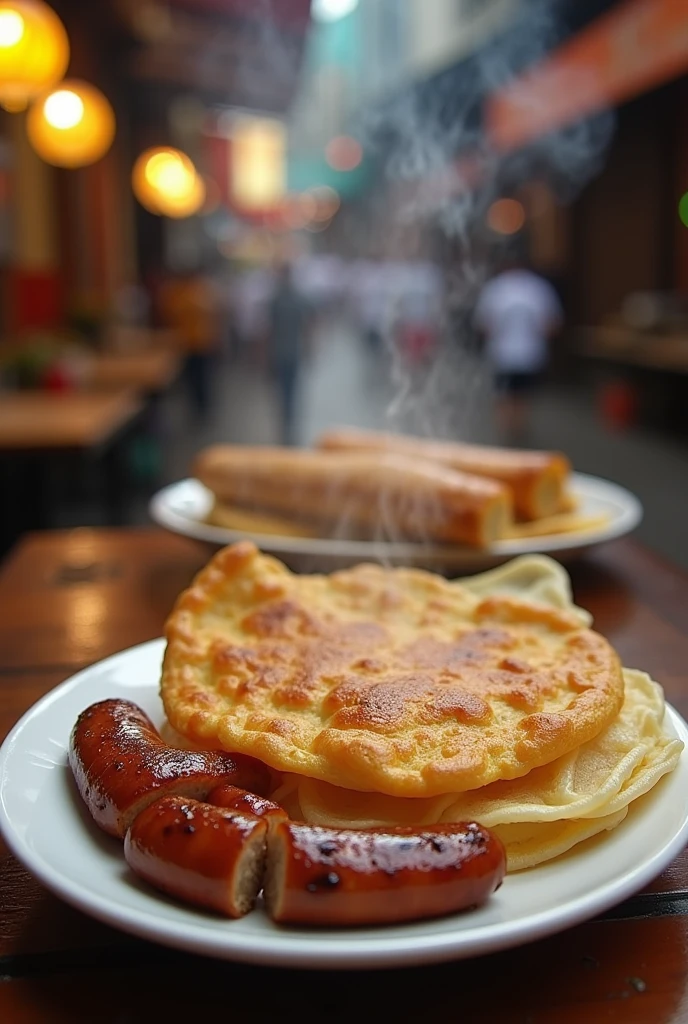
[27,79,116,167]
[0,0,69,112]
[132,146,206,219]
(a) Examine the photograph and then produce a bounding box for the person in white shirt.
[474,257,563,440]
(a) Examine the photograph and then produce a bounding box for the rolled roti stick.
[194,445,513,548]
[317,427,570,521]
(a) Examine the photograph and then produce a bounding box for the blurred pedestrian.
[267,260,311,445]
[395,260,445,366]
[475,254,562,441]
[348,257,388,357]
[159,266,221,423]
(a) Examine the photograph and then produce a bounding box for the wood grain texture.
[570,540,688,718]
[0,916,686,1021]
[0,529,213,670]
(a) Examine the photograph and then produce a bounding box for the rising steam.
[356,0,614,451]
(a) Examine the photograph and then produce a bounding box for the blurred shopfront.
[341,0,688,433]
[0,0,312,342]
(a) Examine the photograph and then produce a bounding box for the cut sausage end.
[231,824,268,917]
[123,796,268,918]
[262,821,288,921]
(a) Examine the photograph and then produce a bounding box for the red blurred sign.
[487,0,688,151]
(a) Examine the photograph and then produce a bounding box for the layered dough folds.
[274,669,682,869]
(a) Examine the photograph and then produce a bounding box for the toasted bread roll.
[124,796,267,917]
[194,445,512,548]
[69,698,272,838]
[264,820,506,926]
[317,428,570,521]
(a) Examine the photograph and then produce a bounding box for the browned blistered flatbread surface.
[161,542,624,798]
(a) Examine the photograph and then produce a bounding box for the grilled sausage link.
[264,820,506,926]
[206,783,288,831]
[69,698,271,837]
[124,795,267,917]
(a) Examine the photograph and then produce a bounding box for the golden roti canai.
[162,541,624,799]
[282,668,682,869]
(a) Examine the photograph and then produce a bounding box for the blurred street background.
[1,0,688,564]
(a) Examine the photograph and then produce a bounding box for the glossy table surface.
[0,391,143,451]
[1,528,687,1022]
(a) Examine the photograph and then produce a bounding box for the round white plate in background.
[149,473,643,572]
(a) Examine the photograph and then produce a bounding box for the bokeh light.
[0,0,69,112]
[0,10,24,46]
[44,89,83,129]
[298,191,318,221]
[487,197,526,235]
[679,192,688,229]
[308,184,341,221]
[325,135,362,172]
[133,146,206,218]
[231,116,286,214]
[311,0,359,23]
[27,80,116,167]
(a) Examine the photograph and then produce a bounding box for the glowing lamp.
[487,198,526,236]
[132,146,205,219]
[0,0,69,112]
[27,80,116,167]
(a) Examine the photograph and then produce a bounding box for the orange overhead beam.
[486,0,688,152]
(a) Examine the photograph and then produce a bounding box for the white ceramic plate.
[1,639,686,970]
[149,474,643,572]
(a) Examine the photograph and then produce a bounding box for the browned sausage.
[264,820,505,926]
[123,796,267,917]
[206,784,288,830]
[69,698,272,837]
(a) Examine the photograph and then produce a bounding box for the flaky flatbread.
[162,542,624,798]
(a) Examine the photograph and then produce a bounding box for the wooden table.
[1,529,687,1021]
[0,391,142,451]
[0,392,145,554]
[575,327,688,375]
[86,350,180,393]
